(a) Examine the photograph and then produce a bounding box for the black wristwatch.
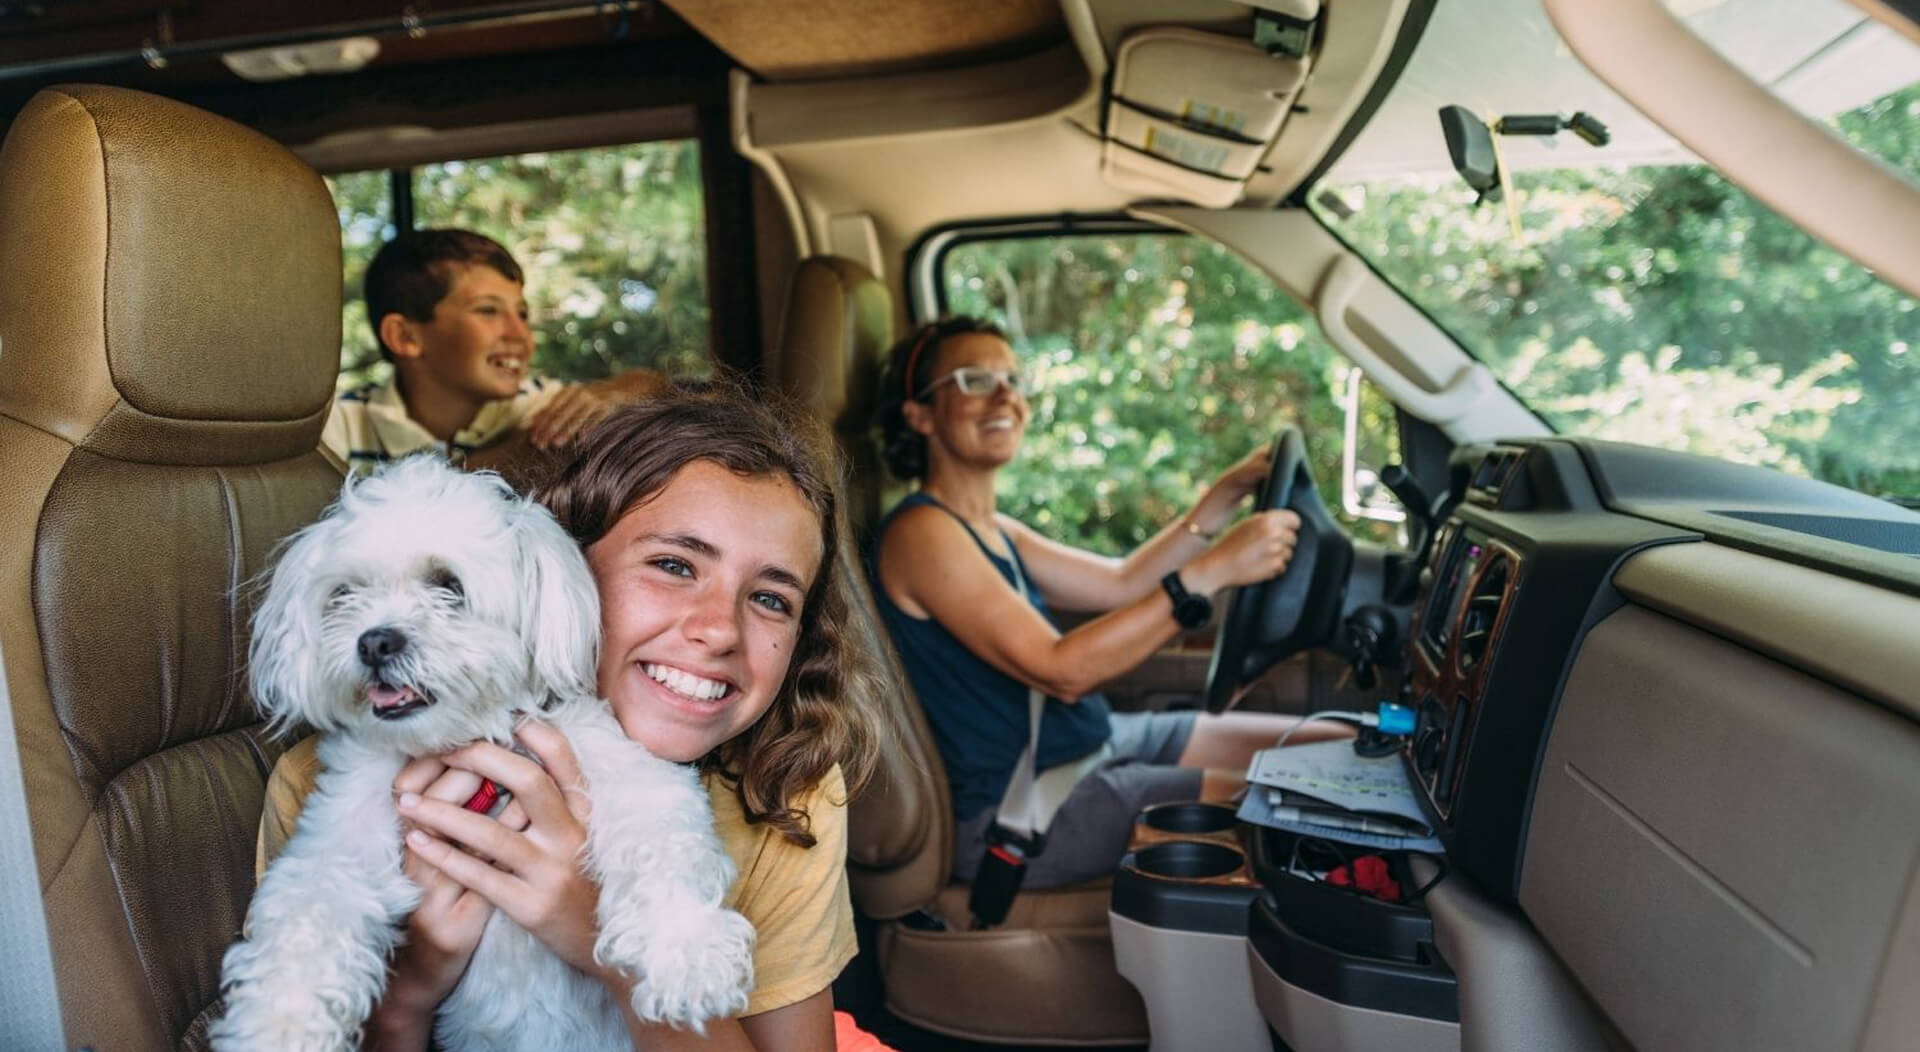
[1161,571,1213,629]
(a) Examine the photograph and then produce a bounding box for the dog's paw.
[209,998,358,1052]
[620,906,756,1032]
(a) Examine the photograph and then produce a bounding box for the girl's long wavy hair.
[537,385,880,846]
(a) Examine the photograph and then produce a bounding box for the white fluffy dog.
[213,456,755,1052]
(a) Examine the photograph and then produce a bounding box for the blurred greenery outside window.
[942,233,1400,557]
[1311,80,1920,501]
[323,139,711,393]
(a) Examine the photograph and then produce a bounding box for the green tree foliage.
[1318,84,1920,498]
[325,140,711,392]
[946,234,1400,555]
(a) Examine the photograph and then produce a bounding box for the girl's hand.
[374,758,509,1033]
[395,721,612,981]
[1184,509,1301,595]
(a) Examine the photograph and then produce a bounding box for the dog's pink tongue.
[368,683,420,710]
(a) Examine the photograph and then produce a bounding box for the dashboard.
[1396,436,1920,902]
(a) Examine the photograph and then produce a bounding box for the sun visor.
[1099,17,1315,208]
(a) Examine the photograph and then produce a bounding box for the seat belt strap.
[0,640,68,1050]
[969,537,1108,929]
[992,538,1107,847]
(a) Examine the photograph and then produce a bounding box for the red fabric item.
[835,1010,894,1051]
[462,778,502,814]
[1325,855,1401,903]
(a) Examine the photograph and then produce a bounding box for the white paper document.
[1236,741,1445,853]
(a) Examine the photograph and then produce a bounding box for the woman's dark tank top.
[870,492,1112,821]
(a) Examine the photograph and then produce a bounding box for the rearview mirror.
[1439,105,1502,204]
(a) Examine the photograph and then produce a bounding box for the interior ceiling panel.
[0,2,693,87]
[662,0,1065,80]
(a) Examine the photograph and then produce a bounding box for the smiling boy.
[321,228,666,480]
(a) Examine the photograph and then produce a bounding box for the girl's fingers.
[422,766,485,807]
[399,793,540,872]
[440,741,577,831]
[393,756,450,796]
[514,720,592,822]
[406,829,528,913]
[496,799,530,832]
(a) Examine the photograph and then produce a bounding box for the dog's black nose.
[357,627,407,667]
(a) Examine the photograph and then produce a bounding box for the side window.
[322,171,394,391]
[324,140,711,391]
[941,233,1400,554]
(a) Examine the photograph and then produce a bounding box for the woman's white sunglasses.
[918,366,1032,399]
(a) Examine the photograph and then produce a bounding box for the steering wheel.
[1202,428,1354,713]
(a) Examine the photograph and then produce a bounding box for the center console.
[1112,804,1460,1051]
[1110,440,1694,1050]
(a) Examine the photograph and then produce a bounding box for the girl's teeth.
[646,664,726,701]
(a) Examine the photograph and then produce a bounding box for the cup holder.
[1140,801,1237,835]
[1132,840,1245,880]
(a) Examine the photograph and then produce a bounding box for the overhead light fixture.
[221,36,380,83]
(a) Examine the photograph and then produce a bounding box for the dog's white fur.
[212,457,755,1052]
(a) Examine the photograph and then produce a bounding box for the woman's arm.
[1010,444,1273,612]
[879,501,1299,700]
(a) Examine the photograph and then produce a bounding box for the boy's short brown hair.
[365,228,524,362]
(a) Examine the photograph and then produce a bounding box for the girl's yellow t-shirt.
[254,736,857,1017]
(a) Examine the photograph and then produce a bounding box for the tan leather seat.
[770,256,1149,1044]
[0,86,343,1050]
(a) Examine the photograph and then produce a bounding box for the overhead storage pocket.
[1100,18,1314,208]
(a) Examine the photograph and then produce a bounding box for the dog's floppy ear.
[246,513,337,736]
[511,496,602,702]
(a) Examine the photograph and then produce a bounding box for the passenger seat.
[769,256,1150,1044]
[0,86,343,1050]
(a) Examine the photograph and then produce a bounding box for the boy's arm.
[523,367,671,450]
[462,430,546,491]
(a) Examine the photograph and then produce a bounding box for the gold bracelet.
[1184,518,1217,542]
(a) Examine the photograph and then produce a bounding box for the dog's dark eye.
[426,568,464,599]
[327,584,351,605]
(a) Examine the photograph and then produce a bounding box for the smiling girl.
[256,391,879,1050]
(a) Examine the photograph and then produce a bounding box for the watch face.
[1164,572,1213,629]
[1176,594,1212,629]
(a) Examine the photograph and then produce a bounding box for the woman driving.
[870,315,1349,890]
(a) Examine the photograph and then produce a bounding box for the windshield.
[1310,0,1920,501]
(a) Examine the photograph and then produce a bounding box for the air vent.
[1456,556,1510,676]
[1469,448,1524,506]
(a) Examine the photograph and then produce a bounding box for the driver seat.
[769,255,1149,1044]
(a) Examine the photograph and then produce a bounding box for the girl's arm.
[1009,444,1273,612]
[602,986,834,1051]
[878,501,1299,701]
[397,725,842,1051]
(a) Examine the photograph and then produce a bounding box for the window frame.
[319,115,752,379]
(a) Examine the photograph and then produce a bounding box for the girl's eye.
[752,592,795,616]
[651,556,693,578]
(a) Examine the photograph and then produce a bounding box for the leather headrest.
[0,85,339,466]
[771,256,894,431]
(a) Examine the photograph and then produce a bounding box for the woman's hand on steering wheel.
[1213,443,1275,502]
[1189,443,1276,536]
[1186,509,1301,596]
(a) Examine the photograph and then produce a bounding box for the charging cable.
[1275,701,1417,750]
